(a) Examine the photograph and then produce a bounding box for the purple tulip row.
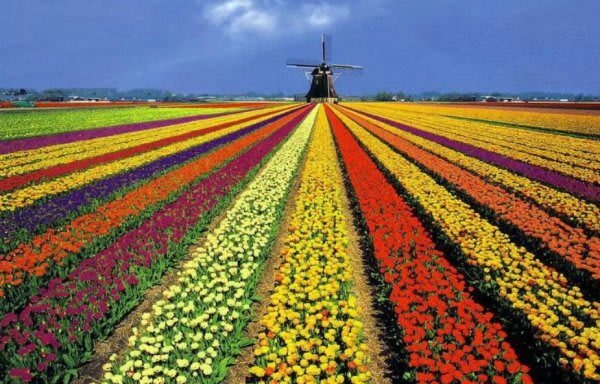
[0,108,306,383]
[349,107,600,202]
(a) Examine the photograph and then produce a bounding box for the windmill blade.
[331,65,363,82]
[330,64,363,70]
[287,63,319,68]
[322,34,332,64]
[286,57,320,68]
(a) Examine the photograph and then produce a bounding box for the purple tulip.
[9,368,33,382]
[35,330,59,349]
[17,344,35,356]
[0,312,17,327]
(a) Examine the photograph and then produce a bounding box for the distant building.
[68,96,103,102]
[340,96,361,101]
[68,96,88,102]
[232,96,265,101]
[481,96,498,102]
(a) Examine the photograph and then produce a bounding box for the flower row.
[352,102,600,136]
[346,106,600,202]
[0,114,251,191]
[0,108,298,252]
[0,105,291,179]
[101,106,316,384]
[0,105,235,141]
[340,106,600,232]
[0,105,311,384]
[404,114,598,170]
[0,107,294,212]
[397,106,598,159]
[328,105,532,384]
[354,103,599,174]
[0,107,307,314]
[337,108,600,284]
[249,107,370,384]
[349,103,599,157]
[336,106,600,381]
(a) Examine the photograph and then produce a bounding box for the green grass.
[0,107,237,140]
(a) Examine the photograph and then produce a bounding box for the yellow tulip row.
[0,107,293,212]
[359,102,600,135]
[340,107,600,232]
[349,104,599,183]
[0,105,292,178]
[332,107,600,381]
[102,107,317,384]
[249,107,370,384]
[351,103,599,159]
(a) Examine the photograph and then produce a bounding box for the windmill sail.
[330,64,363,69]
[286,57,320,68]
[322,34,332,64]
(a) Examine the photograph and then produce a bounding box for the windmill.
[287,34,362,103]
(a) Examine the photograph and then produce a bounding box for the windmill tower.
[287,34,362,103]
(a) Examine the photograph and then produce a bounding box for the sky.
[1,0,599,95]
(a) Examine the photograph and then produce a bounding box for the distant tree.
[438,93,477,102]
[375,91,394,101]
[40,89,67,101]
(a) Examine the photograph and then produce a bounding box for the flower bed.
[0,106,311,383]
[328,105,532,384]
[249,107,370,384]
[100,106,317,384]
[345,106,600,202]
[338,106,600,233]
[0,107,309,317]
[0,108,300,212]
[0,107,300,250]
[332,105,600,381]
[336,107,600,289]
[0,105,293,180]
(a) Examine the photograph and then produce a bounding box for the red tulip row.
[326,105,532,384]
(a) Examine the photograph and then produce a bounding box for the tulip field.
[0,102,598,384]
